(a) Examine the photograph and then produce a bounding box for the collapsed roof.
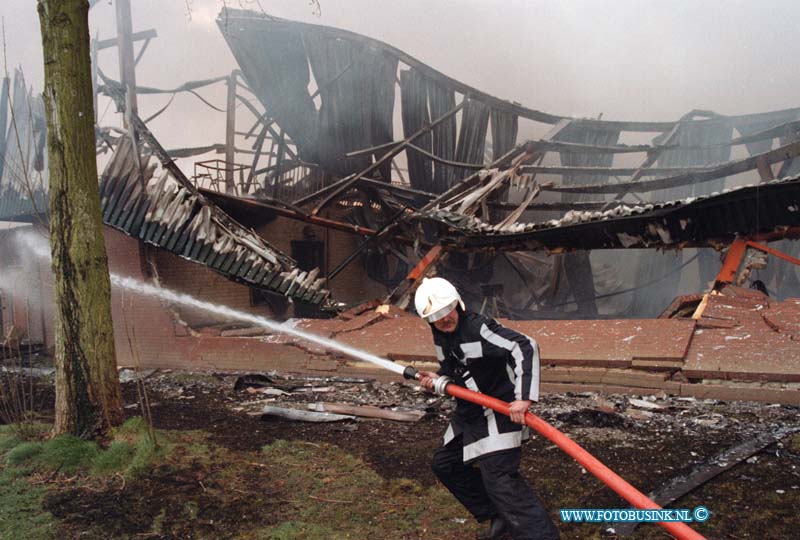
[217,8,800,256]
[98,130,332,306]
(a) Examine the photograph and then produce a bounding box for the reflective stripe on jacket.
[432,311,540,462]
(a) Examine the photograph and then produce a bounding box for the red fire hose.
[402,366,706,540]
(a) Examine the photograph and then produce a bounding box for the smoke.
[14,228,50,262]
[0,228,51,309]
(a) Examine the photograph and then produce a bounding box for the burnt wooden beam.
[430,120,570,217]
[114,0,140,172]
[234,94,299,162]
[491,120,571,228]
[528,139,671,155]
[419,144,528,213]
[244,122,271,192]
[345,139,401,158]
[731,117,800,146]
[601,122,683,206]
[133,36,152,67]
[405,142,485,170]
[549,138,800,195]
[613,426,800,536]
[520,164,708,176]
[309,99,466,215]
[199,188,422,247]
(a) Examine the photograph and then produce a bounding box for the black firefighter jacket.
[432,311,541,463]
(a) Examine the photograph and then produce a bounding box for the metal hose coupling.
[433,375,452,396]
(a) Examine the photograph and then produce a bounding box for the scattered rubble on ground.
[136,369,800,446]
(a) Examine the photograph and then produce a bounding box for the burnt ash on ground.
[10,370,800,539]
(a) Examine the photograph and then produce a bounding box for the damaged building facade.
[1,8,799,402]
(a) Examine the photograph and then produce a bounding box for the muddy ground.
[12,369,800,539]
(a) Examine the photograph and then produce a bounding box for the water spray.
[109,275,409,377]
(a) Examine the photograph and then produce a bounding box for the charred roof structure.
[2,7,800,318]
[98,135,331,305]
[213,8,800,317]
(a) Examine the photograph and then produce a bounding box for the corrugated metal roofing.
[99,139,331,306]
[0,186,47,222]
[420,173,800,251]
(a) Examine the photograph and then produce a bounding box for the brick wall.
[147,245,275,328]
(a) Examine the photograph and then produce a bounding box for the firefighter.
[415,277,559,540]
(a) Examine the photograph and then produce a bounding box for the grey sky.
[2,0,800,150]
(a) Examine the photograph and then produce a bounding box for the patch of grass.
[115,416,152,437]
[256,521,339,540]
[254,440,468,539]
[0,432,21,455]
[9,421,51,442]
[127,433,161,477]
[109,416,169,478]
[0,426,22,456]
[6,441,43,465]
[37,435,99,473]
[0,469,57,540]
[91,441,136,475]
[2,417,166,478]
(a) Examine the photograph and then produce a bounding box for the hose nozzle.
[402,366,419,380]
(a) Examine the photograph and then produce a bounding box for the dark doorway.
[291,231,327,318]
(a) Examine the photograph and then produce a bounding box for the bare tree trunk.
[38,0,123,438]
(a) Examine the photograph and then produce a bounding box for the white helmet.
[414,277,465,323]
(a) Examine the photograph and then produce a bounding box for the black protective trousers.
[432,436,560,540]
